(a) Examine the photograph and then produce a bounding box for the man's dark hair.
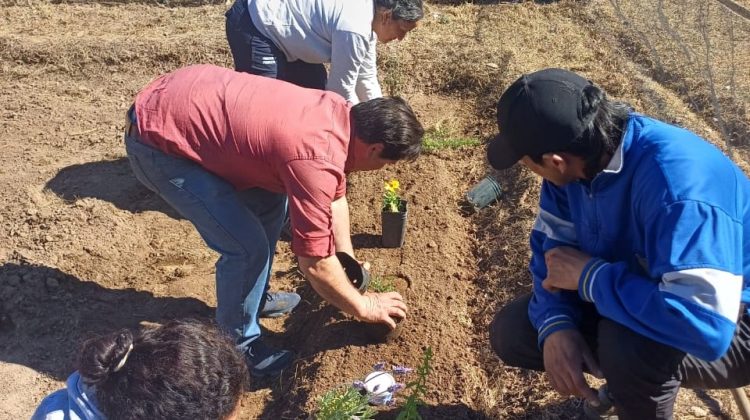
[374,0,423,22]
[530,85,632,179]
[351,96,424,161]
[78,319,248,420]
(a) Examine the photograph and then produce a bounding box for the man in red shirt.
[124,64,423,377]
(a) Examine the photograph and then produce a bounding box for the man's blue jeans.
[124,133,286,353]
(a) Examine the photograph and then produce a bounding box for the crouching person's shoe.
[260,291,301,318]
[246,340,294,378]
[583,384,618,419]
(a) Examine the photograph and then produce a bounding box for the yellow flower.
[383,179,403,212]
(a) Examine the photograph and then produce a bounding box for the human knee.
[489,309,523,366]
[597,318,683,385]
[216,230,271,264]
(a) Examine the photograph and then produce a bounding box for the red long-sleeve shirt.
[134,64,351,257]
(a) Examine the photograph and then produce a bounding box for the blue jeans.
[125,133,286,352]
[225,0,327,90]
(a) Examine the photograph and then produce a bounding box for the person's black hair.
[77,319,248,420]
[529,84,632,179]
[374,0,423,22]
[351,96,424,161]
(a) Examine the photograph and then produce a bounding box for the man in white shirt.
[225,0,422,104]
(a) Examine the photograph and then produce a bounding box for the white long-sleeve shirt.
[248,0,383,104]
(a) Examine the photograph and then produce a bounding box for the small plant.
[315,386,376,420]
[396,347,434,420]
[369,276,396,293]
[369,275,396,293]
[422,127,482,152]
[383,179,404,213]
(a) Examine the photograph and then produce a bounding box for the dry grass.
[385,0,750,417]
[0,0,748,418]
[594,0,750,147]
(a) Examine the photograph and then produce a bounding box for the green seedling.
[369,275,397,293]
[422,127,481,152]
[315,386,377,420]
[397,347,434,420]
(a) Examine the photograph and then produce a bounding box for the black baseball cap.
[487,68,594,170]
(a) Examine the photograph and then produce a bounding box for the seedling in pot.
[383,179,405,213]
[382,179,408,248]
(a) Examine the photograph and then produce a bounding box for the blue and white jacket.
[529,114,750,361]
[32,372,104,420]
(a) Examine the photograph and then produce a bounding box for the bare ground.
[0,1,748,419]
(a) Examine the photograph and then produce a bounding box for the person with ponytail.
[486,68,750,419]
[32,320,248,420]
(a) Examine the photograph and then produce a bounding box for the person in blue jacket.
[32,320,247,420]
[487,68,750,419]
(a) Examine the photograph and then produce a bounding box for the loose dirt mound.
[1,1,748,419]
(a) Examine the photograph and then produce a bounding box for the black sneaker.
[260,291,301,318]
[246,340,294,378]
[583,384,618,419]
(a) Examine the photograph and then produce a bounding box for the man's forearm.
[331,196,355,257]
[298,255,364,317]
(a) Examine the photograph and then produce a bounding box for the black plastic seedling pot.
[381,200,408,248]
[365,315,404,343]
[336,251,370,292]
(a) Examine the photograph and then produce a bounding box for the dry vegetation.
[0,0,748,419]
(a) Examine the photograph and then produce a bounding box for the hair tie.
[113,343,133,372]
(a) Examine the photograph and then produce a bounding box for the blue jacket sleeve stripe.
[539,319,577,339]
[532,208,578,245]
[582,261,738,360]
[660,268,743,322]
[580,258,607,303]
[528,182,585,348]
[538,314,575,331]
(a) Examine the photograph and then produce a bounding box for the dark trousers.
[489,294,750,420]
[225,0,327,90]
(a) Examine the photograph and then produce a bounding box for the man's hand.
[543,329,603,405]
[543,247,592,292]
[357,291,407,329]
